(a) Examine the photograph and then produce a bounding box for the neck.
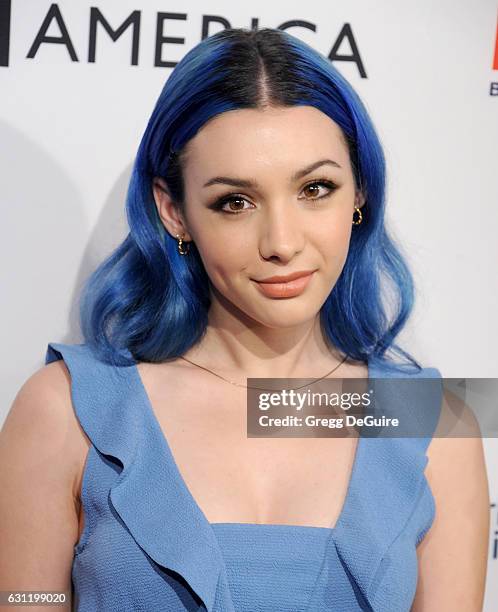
[182,293,345,380]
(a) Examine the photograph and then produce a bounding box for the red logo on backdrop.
[493,16,498,70]
[489,15,498,95]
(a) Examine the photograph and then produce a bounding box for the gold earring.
[176,234,190,255]
[352,205,363,226]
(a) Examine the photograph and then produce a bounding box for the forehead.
[182,105,351,178]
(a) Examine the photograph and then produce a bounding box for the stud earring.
[352,206,363,226]
[176,234,190,255]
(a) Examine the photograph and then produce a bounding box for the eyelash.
[209,179,338,215]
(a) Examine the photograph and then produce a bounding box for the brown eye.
[303,184,322,198]
[300,180,337,201]
[225,198,247,212]
[209,194,254,215]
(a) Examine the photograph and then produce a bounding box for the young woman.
[0,27,489,611]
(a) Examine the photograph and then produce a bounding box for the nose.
[258,201,305,263]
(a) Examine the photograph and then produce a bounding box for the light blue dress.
[45,342,442,611]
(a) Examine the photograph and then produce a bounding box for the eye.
[299,180,337,201]
[209,179,338,215]
[211,195,254,215]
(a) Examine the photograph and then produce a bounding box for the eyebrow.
[202,158,342,189]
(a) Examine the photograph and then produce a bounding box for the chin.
[245,302,321,329]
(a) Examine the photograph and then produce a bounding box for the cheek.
[315,211,354,265]
[192,228,251,288]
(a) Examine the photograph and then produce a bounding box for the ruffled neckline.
[122,354,364,609]
[45,342,442,612]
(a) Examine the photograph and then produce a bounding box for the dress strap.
[45,342,140,468]
[326,362,443,611]
[44,341,233,612]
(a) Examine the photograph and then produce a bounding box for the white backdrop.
[1,0,497,607]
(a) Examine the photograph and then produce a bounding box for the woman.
[0,27,489,611]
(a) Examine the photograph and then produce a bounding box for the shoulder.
[6,359,74,436]
[415,387,489,608]
[0,359,90,589]
[425,384,489,501]
[9,357,76,428]
[425,384,487,480]
[1,359,90,499]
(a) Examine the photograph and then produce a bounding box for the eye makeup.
[207,179,339,216]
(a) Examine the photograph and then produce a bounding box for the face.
[153,105,364,329]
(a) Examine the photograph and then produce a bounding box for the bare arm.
[0,361,89,611]
[412,390,490,611]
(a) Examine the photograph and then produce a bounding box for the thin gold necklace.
[178,353,349,391]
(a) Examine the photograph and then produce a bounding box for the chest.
[138,364,360,528]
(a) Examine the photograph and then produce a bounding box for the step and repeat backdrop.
[1,0,497,607]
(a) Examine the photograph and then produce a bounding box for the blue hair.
[80,27,420,372]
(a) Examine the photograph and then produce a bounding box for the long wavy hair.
[80,27,420,372]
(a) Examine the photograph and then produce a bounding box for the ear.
[152,177,193,242]
[355,190,366,209]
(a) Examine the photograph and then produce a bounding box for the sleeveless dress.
[44,342,443,612]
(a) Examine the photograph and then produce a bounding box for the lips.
[255,269,317,284]
[252,270,316,298]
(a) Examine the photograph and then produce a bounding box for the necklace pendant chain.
[178,354,349,392]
